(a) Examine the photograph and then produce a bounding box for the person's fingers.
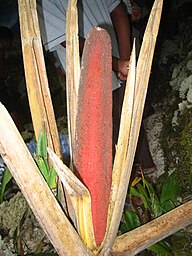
[117,71,121,79]
[117,72,127,81]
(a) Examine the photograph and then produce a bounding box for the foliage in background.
[0,167,12,204]
[0,132,57,205]
[162,106,192,199]
[119,174,180,255]
[143,7,192,254]
[152,10,192,201]
[34,132,57,190]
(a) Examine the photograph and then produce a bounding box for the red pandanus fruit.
[74,27,112,245]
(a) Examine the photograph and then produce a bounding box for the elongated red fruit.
[74,27,112,245]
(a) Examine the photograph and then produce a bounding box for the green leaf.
[0,167,12,203]
[35,131,48,160]
[136,183,151,211]
[35,131,43,156]
[129,187,148,208]
[35,156,49,182]
[174,231,186,237]
[144,179,161,217]
[119,222,129,234]
[160,174,179,204]
[130,186,149,209]
[48,167,57,189]
[148,242,172,254]
[160,200,176,213]
[129,186,142,197]
[123,211,141,231]
[35,131,57,190]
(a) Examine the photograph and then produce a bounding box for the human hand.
[112,57,130,81]
[117,58,130,80]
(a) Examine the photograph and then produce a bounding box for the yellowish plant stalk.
[66,0,80,159]
[100,0,164,254]
[18,0,61,158]
[0,103,92,256]
[17,0,67,212]
[99,42,136,255]
[48,148,96,251]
